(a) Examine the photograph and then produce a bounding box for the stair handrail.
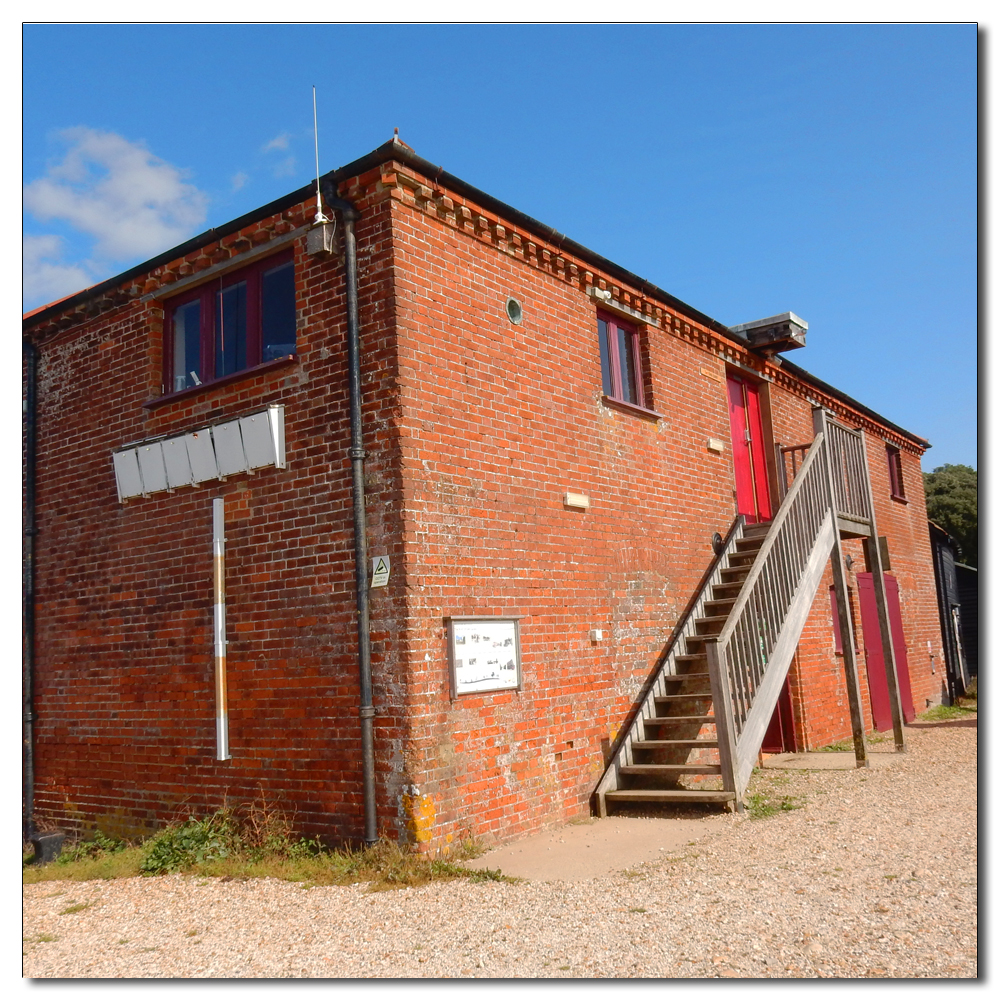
[712,431,828,656]
[707,430,837,796]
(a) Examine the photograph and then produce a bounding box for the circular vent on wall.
[505,297,523,325]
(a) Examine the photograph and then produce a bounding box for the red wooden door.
[726,375,772,524]
[760,677,795,753]
[857,573,916,730]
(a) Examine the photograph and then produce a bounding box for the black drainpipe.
[23,339,38,843]
[321,180,377,845]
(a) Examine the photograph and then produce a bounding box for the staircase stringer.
[594,515,748,817]
[706,430,841,804]
[730,511,836,794]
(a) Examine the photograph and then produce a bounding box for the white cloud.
[23,127,209,264]
[272,156,297,178]
[262,133,291,153]
[22,234,95,309]
[231,171,249,191]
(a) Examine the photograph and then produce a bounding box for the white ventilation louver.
[112,405,285,503]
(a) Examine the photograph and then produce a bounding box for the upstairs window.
[886,444,906,501]
[597,311,645,408]
[166,251,296,394]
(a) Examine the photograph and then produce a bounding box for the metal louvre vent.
[112,405,285,502]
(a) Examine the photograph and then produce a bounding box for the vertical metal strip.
[213,498,230,760]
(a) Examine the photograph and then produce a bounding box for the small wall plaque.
[371,556,391,589]
[447,617,522,696]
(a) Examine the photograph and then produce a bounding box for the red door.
[857,573,916,730]
[760,677,795,753]
[726,375,772,524]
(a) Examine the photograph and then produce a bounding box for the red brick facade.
[24,141,944,849]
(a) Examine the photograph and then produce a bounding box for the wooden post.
[813,408,870,768]
[830,537,870,768]
[864,535,908,752]
[705,639,742,812]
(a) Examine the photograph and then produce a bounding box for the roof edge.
[780,358,930,449]
[22,137,931,449]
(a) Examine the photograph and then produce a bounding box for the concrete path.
[463,747,905,881]
[462,814,733,881]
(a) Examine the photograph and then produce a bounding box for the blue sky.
[22,23,977,469]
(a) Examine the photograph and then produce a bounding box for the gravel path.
[23,718,977,979]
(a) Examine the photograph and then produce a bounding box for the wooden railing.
[824,419,873,523]
[593,515,748,817]
[777,443,811,497]
[706,431,837,797]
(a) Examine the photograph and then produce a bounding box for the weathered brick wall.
[376,159,944,849]
[26,151,944,852]
[27,180,406,844]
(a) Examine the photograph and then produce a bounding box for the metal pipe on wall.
[213,498,230,761]
[319,177,377,846]
[23,339,38,840]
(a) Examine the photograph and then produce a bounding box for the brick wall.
[377,159,944,849]
[27,180,408,844]
[25,152,944,851]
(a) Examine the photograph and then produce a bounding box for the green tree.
[924,464,978,567]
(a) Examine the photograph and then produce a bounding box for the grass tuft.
[919,699,977,722]
[59,902,93,914]
[745,792,803,819]
[23,795,514,892]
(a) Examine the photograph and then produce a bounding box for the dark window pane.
[617,325,638,404]
[172,300,202,392]
[261,261,296,361]
[216,281,247,378]
[598,318,613,396]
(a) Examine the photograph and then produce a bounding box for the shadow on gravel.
[907,718,978,730]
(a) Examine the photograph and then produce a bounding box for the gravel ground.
[23,717,977,979]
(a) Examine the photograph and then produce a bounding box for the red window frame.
[597,310,645,408]
[886,444,907,501]
[163,249,295,395]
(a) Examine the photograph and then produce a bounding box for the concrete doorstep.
[760,749,901,771]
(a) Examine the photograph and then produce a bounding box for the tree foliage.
[924,464,978,566]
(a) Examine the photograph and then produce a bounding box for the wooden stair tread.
[654,693,713,703]
[606,789,736,803]
[633,738,720,748]
[619,763,722,775]
[643,714,715,724]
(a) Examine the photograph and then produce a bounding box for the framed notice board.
[446,616,523,697]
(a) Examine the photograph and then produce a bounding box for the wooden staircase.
[602,521,770,812]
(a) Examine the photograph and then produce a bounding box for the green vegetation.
[919,703,977,722]
[24,799,516,891]
[920,677,977,721]
[58,902,92,914]
[924,464,977,566]
[745,791,803,819]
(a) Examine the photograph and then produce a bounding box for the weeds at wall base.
[22,808,514,891]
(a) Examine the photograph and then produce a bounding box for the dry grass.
[24,793,515,891]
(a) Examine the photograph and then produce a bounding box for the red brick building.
[23,137,944,850]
